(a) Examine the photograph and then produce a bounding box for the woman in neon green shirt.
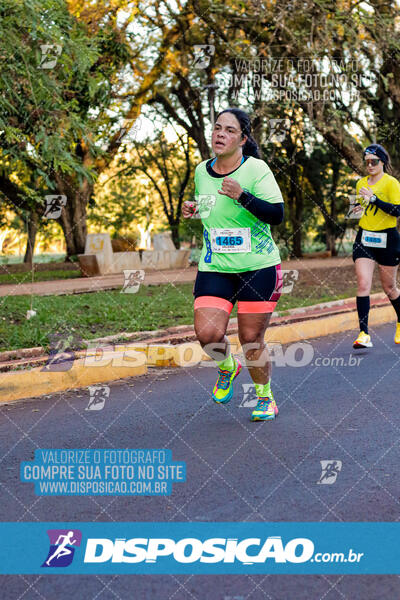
[182,108,284,422]
[352,144,400,348]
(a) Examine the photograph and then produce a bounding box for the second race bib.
[361,230,387,248]
[210,228,251,253]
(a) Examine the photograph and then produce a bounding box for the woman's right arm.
[182,167,199,218]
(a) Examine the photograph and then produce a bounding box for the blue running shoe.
[251,395,278,421]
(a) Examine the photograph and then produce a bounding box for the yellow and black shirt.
[356,173,400,231]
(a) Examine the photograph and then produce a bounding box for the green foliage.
[0,0,98,199]
[2,0,400,258]
[179,215,203,246]
[0,0,138,257]
[91,128,196,246]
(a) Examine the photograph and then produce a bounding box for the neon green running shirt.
[194,156,283,272]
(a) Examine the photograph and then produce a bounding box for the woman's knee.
[357,278,372,295]
[195,324,225,347]
[383,284,399,299]
[238,330,264,352]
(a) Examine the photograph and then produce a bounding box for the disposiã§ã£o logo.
[42,529,82,568]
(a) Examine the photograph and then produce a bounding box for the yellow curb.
[171,304,394,361]
[263,304,394,345]
[172,343,212,367]
[1,304,394,403]
[126,343,212,367]
[0,353,147,404]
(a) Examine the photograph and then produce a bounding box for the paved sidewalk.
[0,267,198,297]
[1,257,353,297]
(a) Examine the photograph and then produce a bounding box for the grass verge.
[0,281,377,352]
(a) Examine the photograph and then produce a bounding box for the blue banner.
[0,522,398,574]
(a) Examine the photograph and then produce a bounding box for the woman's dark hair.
[216,108,261,158]
[363,143,392,174]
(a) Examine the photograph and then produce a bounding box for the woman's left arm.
[362,179,400,217]
[238,161,284,224]
[236,190,284,224]
[218,162,284,224]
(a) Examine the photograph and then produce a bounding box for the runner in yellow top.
[352,144,400,348]
[182,108,284,421]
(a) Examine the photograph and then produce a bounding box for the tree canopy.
[1,0,399,259]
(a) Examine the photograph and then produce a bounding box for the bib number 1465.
[210,227,251,253]
[216,236,243,246]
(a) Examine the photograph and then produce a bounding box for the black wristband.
[238,190,250,205]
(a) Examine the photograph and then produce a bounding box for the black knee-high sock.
[356,296,370,334]
[390,295,400,323]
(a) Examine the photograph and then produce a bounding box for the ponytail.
[217,108,261,158]
[385,155,393,175]
[243,135,261,159]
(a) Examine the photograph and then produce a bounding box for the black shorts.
[193,264,282,314]
[352,227,400,266]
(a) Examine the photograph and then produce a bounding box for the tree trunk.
[56,177,91,258]
[325,230,337,256]
[294,190,303,257]
[325,204,338,256]
[170,222,180,249]
[23,211,39,264]
[288,164,303,258]
[292,219,302,257]
[59,206,87,257]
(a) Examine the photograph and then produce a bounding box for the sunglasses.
[364,158,380,166]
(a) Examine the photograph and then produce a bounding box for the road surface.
[1,322,399,599]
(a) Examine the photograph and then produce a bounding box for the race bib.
[361,230,387,248]
[210,228,251,253]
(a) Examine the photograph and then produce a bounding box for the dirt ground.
[291,262,384,298]
[0,261,79,274]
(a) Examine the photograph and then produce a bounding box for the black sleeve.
[237,190,284,225]
[373,196,400,217]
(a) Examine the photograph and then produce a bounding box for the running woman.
[182,108,284,421]
[352,144,400,348]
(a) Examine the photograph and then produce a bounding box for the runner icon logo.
[42,529,82,568]
[43,195,67,219]
[41,332,81,372]
[191,45,215,69]
[117,118,142,144]
[239,384,258,408]
[317,460,342,485]
[267,118,290,143]
[192,195,216,219]
[121,270,145,293]
[281,270,299,294]
[86,386,110,411]
[38,44,62,69]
